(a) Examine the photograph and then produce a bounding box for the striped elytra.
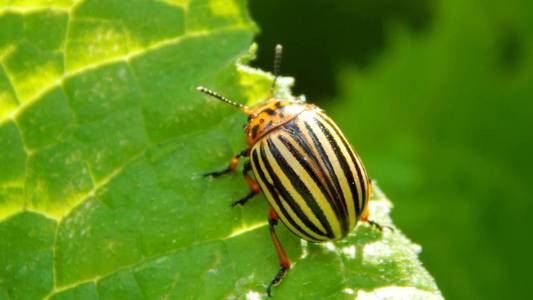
[197,44,381,296]
[249,106,369,242]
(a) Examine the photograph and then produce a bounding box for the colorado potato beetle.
[197,45,386,296]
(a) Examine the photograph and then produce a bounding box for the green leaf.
[0,1,442,299]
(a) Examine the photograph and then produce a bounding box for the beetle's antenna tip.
[270,44,284,97]
[196,86,248,112]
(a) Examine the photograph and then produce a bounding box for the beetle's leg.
[231,160,261,207]
[361,208,392,231]
[266,209,291,297]
[204,149,249,177]
[360,182,393,231]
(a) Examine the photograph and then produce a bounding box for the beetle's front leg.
[204,149,249,177]
[231,160,260,207]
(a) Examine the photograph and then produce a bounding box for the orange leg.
[204,149,249,177]
[361,180,393,231]
[231,161,260,207]
[266,209,291,297]
[362,209,390,231]
[205,149,259,207]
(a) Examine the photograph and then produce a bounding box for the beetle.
[197,45,387,296]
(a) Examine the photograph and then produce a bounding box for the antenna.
[270,44,283,95]
[196,86,248,112]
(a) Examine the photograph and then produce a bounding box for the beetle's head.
[243,99,309,145]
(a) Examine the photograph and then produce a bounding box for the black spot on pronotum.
[251,125,260,138]
[264,108,277,116]
[260,118,265,124]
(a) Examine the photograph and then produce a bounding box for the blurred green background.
[250,0,532,299]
